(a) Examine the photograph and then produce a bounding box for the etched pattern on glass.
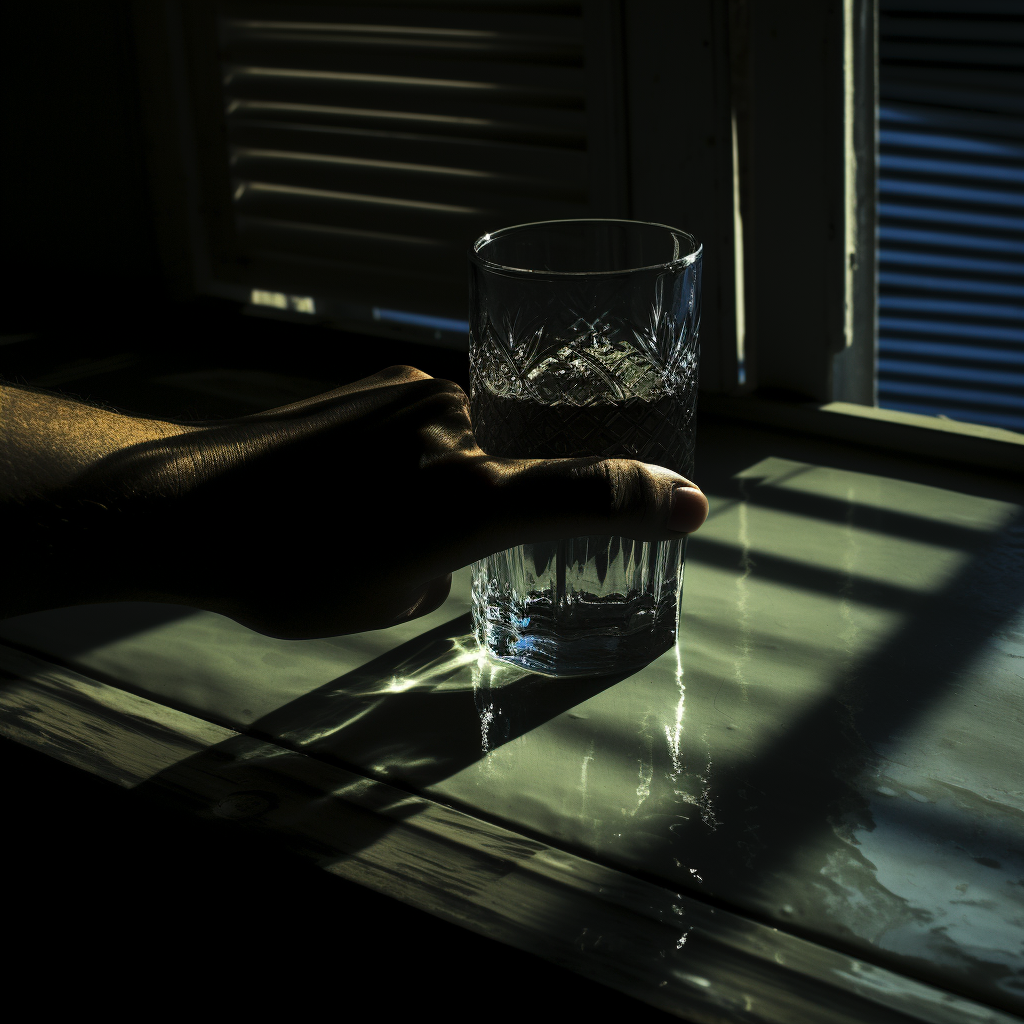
[469,276,698,477]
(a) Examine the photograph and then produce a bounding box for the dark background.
[1,3,468,410]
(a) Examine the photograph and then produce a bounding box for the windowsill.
[699,392,1024,474]
[1,639,1015,1024]
[2,409,1021,1020]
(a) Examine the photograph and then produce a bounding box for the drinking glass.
[468,219,702,677]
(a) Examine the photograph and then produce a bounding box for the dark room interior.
[2,2,1022,1021]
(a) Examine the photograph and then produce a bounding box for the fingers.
[241,366,439,420]
[339,364,435,392]
[472,456,708,555]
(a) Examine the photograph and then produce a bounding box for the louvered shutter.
[877,0,1024,432]
[179,1,628,337]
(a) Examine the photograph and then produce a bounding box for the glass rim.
[469,218,702,277]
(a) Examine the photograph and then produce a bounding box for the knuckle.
[603,459,660,527]
[597,459,642,510]
[382,364,433,382]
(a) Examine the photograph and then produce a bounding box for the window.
[141,0,1018,435]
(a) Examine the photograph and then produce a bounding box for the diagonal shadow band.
[244,612,640,791]
[735,482,993,551]
[689,536,934,611]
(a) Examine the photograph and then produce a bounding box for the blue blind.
[877,0,1024,432]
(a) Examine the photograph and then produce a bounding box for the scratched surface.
[4,447,1023,1014]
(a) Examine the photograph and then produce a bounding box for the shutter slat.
[881,77,1024,115]
[879,231,1023,261]
[224,68,584,111]
[230,149,588,203]
[223,60,587,96]
[225,121,589,176]
[881,196,1024,233]
[224,100,588,147]
[881,102,1024,140]
[879,15,1024,44]
[879,40,1024,67]
[234,180,583,238]
[221,25,584,67]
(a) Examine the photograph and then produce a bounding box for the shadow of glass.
[112,614,651,933]
[245,613,642,790]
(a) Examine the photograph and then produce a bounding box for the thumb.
[478,456,709,552]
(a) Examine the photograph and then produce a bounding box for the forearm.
[1,384,192,617]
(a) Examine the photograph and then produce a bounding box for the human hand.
[13,366,708,638]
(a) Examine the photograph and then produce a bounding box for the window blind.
[877,0,1024,432]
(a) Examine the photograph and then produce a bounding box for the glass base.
[471,536,684,678]
[476,618,677,677]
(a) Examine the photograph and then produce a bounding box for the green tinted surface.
[4,429,1022,1013]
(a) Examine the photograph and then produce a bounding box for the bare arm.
[1,368,708,636]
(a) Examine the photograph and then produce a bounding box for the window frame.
[726,0,878,405]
